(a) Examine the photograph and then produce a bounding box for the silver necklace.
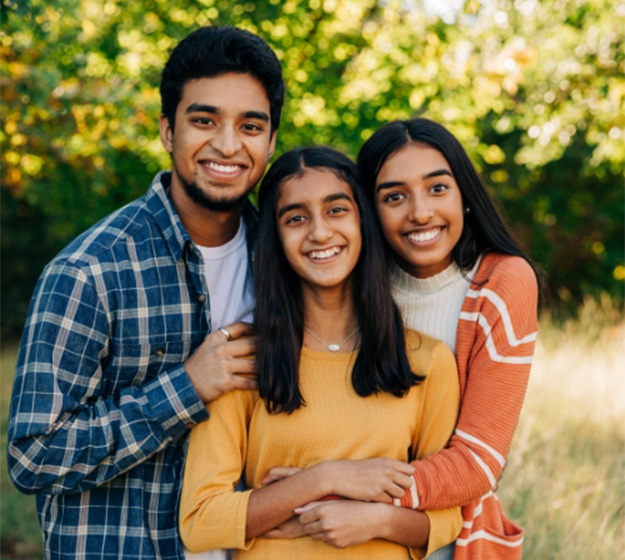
[304,326,360,352]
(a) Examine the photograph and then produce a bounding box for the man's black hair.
[160,26,285,133]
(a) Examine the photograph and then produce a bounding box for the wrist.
[371,503,394,540]
[310,460,337,497]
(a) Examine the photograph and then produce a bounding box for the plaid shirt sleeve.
[7,257,208,495]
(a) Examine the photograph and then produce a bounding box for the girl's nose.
[308,215,333,243]
[408,197,434,224]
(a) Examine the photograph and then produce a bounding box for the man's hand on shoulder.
[184,321,257,403]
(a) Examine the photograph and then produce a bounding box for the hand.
[261,466,302,486]
[184,321,258,403]
[323,458,415,503]
[295,500,385,548]
[263,516,307,539]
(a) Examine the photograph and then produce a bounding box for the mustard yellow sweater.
[180,329,461,559]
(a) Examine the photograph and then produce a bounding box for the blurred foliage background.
[1,0,624,341]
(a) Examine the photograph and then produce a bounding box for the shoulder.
[33,194,160,304]
[476,253,537,288]
[463,253,539,335]
[472,253,538,302]
[404,329,456,378]
[205,388,260,424]
[59,197,152,266]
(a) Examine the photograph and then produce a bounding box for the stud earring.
[464,207,471,214]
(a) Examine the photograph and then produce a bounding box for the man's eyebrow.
[185,103,218,115]
[244,110,269,123]
[184,104,269,123]
[376,169,453,191]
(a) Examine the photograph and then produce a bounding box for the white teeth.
[406,228,441,243]
[309,247,341,259]
[206,162,241,173]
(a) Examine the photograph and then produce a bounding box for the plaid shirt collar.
[147,170,259,264]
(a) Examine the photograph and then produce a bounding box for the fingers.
[263,517,307,539]
[296,503,323,524]
[393,472,414,490]
[263,528,282,539]
[229,374,258,391]
[377,492,393,504]
[219,337,257,358]
[294,501,324,515]
[184,325,257,403]
[369,457,415,477]
[220,321,255,340]
[261,466,302,485]
[304,521,324,537]
[388,459,416,477]
[381,473,414,499]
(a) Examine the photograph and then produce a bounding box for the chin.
[183,179,249,212]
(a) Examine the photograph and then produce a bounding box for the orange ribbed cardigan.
[397,253,538,560]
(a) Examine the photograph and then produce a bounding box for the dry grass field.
[1,297,624,559]
[499,297,625,558]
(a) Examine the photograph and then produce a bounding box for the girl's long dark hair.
[357,118,540,281]
[255,146,422,414]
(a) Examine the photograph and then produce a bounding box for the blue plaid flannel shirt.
[7,171,258,559]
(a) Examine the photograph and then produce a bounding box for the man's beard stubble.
[180,175,248,213]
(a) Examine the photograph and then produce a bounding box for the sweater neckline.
[390,259,465,296]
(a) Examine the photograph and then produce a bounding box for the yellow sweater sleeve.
[179,389,257,553]
[407,334,463,559]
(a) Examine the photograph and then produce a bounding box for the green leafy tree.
[1,0,623,341]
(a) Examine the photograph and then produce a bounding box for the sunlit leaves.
[0,0,623,339]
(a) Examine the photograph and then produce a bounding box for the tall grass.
[1,298,623,559]
[499,296,625,558]
[1,345,42,560]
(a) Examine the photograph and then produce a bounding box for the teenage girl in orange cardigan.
[265,119,539,560]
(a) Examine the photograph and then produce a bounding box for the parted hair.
[357,118,539,278]
[160,26,285,132]
[255,146,422,414]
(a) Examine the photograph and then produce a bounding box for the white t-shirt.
[198,217,255,330]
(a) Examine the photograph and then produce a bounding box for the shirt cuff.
[394,479,420,509]
[422,507,462,558]
[143,364,208,438]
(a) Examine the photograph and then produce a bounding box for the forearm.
[9,263,208,494]
[8,364,206,494]
[403,355,533,510]
[376,503,430,547]
[246,463,333,539]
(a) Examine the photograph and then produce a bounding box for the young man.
[7,26,284,560]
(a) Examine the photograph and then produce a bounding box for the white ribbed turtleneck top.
[390,257,481,353]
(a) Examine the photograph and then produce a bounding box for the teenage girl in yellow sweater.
[179,146,461,558]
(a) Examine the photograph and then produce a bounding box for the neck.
[170,183,243,247]
[301,281,359,351]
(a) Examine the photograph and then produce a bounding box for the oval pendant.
[328,344,340,352]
